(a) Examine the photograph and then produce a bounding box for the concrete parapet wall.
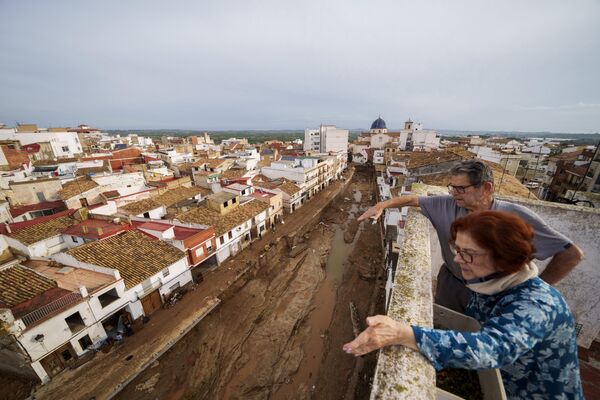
[371,206,436,400]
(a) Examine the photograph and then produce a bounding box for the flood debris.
[350,301,361,337]
[115,166,385,400]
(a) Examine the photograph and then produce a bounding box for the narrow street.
[114,165,385,400]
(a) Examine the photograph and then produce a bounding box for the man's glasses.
[447,183,479,194]
[449,243,485,264]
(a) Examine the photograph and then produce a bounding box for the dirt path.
[112,166,384,400]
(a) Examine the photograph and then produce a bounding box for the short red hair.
[450,211,535,274]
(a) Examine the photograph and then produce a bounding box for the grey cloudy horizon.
[1,0,599,133]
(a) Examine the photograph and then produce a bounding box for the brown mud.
[113,166,385,400]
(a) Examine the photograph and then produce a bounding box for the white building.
[304,124,349,153]
[0,125,83,159]
[175,194,269,264]
[412,130,441,151]
[261,158,320,200]
[2,211,78,258]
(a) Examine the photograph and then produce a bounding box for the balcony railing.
[21,292,83,327]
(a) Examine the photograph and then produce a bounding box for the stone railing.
[370,205,436,399]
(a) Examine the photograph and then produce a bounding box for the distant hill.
[107,129,365,143]
[437,130,599,145]
[106,128,599,145]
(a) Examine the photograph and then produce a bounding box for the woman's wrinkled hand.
[342,315,409,357]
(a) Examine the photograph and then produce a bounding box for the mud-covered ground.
[115,166,385,400]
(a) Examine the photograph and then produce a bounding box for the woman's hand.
[343,315,416,356]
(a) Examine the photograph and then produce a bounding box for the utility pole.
[571,140,600,201]
[528,145,544,199]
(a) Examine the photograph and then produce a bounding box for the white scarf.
[466,262,539,295]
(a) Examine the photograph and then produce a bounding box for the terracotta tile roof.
[253,180,279,190]
[177,163,194,174]
[153,186,207,207]
[102,190,120,199]
[549,151,583,162]
[62,219,130,240]
[176,199,269,236]
[192,158,227,168]
[8,215,77,245]
[252,174,272,183]
[120,198,162,215]
[10,200,66,218]
[220,168,247,179]
[65,231,186,289]
[76,163,110,176]
[390,151,462,169]
[32,157,78,166]
[278,181,301,196]
[59,177,99,199]
[0,265,57,308]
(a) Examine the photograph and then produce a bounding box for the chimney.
[97,227,103,236]
[4,223,11,234]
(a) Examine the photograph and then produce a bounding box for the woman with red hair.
[344,211,583,399]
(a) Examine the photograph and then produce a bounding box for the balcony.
[21,292,84,327]
[371,184,600,399]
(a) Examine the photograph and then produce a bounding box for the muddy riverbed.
[116,167,384,400]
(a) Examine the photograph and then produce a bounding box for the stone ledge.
[370,202,435,399]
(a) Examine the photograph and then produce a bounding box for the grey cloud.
[0,0,599,132]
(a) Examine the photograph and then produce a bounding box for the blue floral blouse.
[412,277,584,399]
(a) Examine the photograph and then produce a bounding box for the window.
[195,247,204,257]
[232,197,237,204]
[228,231,233,239]
[65,312,85,334]
[162,269,170,278]
[62,146,69,152]
[61,349,73,362]
[98,288,120,308]
[206,243,213,253]
[78,334,93,350]
[219,236,225,245]
[72,236,79,243]
[223,202,228,208]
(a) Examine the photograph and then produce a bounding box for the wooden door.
[40,352,64,377]
[141,290,162,315]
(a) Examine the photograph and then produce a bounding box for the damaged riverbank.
[115,165,385,400]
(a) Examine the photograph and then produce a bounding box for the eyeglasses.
[447,183,479,194]
[449,244,486,264]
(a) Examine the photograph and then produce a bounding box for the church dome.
[370,117,387,130]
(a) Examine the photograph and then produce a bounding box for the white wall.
[93,172,147,194]
[500,197,600,348]
[0,130,82,158]
[17,300,101,363]
[3,234,71,258]
[321,126,348,153]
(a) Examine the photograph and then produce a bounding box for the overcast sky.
[1,0,599,133]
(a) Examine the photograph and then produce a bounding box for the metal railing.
[21,292,83,327]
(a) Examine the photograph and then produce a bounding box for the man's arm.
[538,244,584,285]
[357,195,420,222]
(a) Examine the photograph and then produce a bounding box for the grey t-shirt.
[418,195,572,279]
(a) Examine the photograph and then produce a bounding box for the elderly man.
[358,160,584,312]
